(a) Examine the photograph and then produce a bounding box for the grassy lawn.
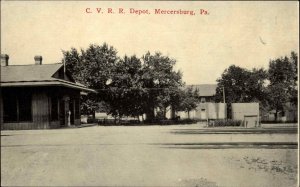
[1,124,298,186]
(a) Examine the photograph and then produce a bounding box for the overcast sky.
[1,1,298,84]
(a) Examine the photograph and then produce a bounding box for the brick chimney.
[1,54,9,66]
[34,55,43,65]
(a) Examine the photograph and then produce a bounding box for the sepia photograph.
[0,1,299,187]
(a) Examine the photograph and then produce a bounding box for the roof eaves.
[1,79,97,93]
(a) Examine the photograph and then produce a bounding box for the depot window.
[3,92,32,123]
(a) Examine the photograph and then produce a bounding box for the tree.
[215,65,268,118]
[62,45,184,123]
[288,51,297,106]
[141,52,183,121]
[107,55,147,120]
[216,65,268,102]
[168,87,184,119]
[62,48,84,82]
[62,43,119,117]
[267,52,298,121]
[179,86,199,119]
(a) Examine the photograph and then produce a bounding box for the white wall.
[174,103,226,120]
[231,103,259,120]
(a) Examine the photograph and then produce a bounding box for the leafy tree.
[267,52,298,120]
[290,51,298,105]
[215,65,268,118]
[179,86,200,119]
[62,43,119,117]
[62,45,184,123]
[62,48,84,82]
[215,52,297,121]
[216,65,268,102]
[107,55,147,120]
[141,52,183,121]
[168,87,185,119]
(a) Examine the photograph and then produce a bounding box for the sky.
[1,1,299,84]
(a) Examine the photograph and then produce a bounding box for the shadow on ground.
[170,127,298,135]
[155,142,298,149]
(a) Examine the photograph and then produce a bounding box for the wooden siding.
[0,92,3,126]
[1,87,81,130]
[50,121,60,128]
[1,91,50,130]
[75,119,80,126]
[32,91,50,129]
[1,122,35,130]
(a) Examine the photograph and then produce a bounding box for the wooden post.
[223,86,226,103]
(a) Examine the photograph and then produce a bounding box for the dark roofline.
[184,84,217,97]
[1,79,97,93]
[0,63,97,92]
[0,63,63,67]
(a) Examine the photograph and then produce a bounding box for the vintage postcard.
[1,1,299,187]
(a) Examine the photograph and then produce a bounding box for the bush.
[156,111,167,120]
[176,119,198,124]
[87,118,95,124]
[97,118,198,126]
[208,119,243,127]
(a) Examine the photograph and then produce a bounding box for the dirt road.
[1,124,298,186]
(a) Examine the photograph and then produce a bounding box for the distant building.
[175,84,227,120]
[188,84,217,103]
[261,102,298,122]
[282,102,298,122]
[0,54,95,130]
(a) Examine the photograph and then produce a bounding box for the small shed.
[231,103,260,128]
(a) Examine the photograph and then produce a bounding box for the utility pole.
[223,86,227,120]
[63,59,66,73]
[223,86,226,103]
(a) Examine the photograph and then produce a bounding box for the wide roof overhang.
[0,79,97,93]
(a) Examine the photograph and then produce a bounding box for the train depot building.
[0,54,95,130]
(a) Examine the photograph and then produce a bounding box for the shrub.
[208,119,243,127]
